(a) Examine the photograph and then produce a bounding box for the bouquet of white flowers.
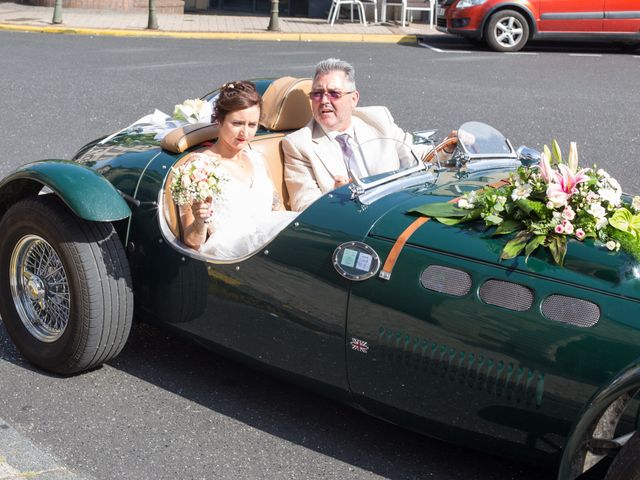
[411,140,640,266]
[172,98,213,124]
[170,154,227,206]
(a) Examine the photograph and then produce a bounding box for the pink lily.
[546,165,589,207]
[538,152,554,183]
[556,163,590,194]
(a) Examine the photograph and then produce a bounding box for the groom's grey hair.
[314,58,356,90]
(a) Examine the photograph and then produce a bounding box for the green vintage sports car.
[0,77,639,480]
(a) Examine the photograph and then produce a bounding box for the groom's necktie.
[336,133,356,175]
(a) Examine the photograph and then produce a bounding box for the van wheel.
[0,196,133,374]
[485,10,529,52]
[604,432,640,480]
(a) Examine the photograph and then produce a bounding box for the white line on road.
[504,52,538,55]
[418,42,473,53]
[568,53,602,57]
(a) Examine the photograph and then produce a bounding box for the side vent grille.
[479,280,533,311]
[420,265,472,297]
[542,295,600,328]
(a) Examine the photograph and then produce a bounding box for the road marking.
[418,41,472,53]
[504,51,538,55]
[568,53,602,57]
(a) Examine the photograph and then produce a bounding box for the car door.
[538,0,604,32]
[603,0,640,33]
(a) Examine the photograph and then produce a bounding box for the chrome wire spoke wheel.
[9,234,70,343]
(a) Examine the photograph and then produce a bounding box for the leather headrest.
[160,123,219,154]
[260,77,313,131]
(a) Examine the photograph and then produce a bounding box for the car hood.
[368,172,640,300]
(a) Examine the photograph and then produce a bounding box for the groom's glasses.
[308,90,355,101]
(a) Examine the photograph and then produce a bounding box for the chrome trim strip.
[605,11,640,19]
[541,12,604,20]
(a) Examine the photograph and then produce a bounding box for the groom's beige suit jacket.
[283,106,427,212]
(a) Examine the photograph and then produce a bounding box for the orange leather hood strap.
[378,177,511,281]
[379,216,430,280]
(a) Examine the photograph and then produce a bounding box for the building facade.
[18,0,332,17]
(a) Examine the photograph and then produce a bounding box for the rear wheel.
[485,10,529,52]
[0,196,133,374]
[604,432,640,480]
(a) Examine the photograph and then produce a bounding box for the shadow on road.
[0,319,552,480]
[417,34,640,55]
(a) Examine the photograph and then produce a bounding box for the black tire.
[484,9,530,52]
[0,196,133,374]
[604,432,640,480]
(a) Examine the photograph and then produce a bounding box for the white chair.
[328,0,378,25]
[383,0,434,27]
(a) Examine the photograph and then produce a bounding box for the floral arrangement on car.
[410,141,640,266]
[172,98,213,124]
[170,154,228,209]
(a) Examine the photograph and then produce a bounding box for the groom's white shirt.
[283,106,428,212]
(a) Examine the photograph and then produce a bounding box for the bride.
[179,80,297,259]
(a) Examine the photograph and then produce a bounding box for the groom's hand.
[333,175,350,189]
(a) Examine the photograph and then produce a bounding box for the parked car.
[1,77,640,480]
[436,0,640,52]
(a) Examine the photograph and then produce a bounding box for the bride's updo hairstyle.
[212,80,262,124]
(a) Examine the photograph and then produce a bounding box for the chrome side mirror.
[517,146,541,166]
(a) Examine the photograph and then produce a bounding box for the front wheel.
[0,196,133,374]
[485,10,529,52]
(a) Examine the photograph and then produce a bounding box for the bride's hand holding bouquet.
[170,153,228,225]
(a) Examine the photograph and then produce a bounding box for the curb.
[0,417,89,480]
[0,23,418,44]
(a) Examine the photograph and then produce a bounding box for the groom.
[283,58,431,212]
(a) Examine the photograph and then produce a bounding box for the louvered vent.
[542,295,600,328]
[420,265,472,297]
[479,279,533,311]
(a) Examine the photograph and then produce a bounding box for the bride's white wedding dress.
[200,150,298,259]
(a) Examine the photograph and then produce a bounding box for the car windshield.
[349,137,427,189]
[457,121,515,158]
[345,137,435,205]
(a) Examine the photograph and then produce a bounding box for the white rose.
[599,186,622,207]
[588,203,606,219]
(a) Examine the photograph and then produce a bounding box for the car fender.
[480,3,538,38]
[558,359,640,480]
[0,160,131,222]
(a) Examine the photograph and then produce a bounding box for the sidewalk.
[0,2,441,43]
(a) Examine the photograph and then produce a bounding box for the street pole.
[148,0,159,30]
[52,0,62,24]
[267,0,280,31]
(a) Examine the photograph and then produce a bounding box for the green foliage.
[500,231,531,260]
[409,203,469,218]
[609,208,640,238]
[409,141,640,266]
[524,235,546,262]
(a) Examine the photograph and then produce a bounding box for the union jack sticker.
[350,337,369,353]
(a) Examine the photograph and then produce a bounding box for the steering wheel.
[423,136,458,164]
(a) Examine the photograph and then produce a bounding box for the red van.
[436,0,640,52]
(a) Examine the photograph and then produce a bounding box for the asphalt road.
[0,30,639,480]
